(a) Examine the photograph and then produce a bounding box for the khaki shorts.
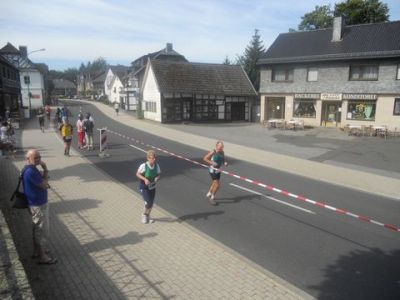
[30,203,49,248]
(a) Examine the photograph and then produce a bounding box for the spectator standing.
[83,113,94,150]
[44,105,51,122]
[37,107,45,132]
[5,108,10,120]
[22,149,57,264]
[136,150,161,224]
[59,118,73,156]
[114,102,119,116]
[55,107,61,127]
[76,114,85,149]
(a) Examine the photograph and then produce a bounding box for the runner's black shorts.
[209,171,221,180]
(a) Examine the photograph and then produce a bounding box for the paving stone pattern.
[0,119,311,299]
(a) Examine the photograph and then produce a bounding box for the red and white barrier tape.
[108,130,400,233]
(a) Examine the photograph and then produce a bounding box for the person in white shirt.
[114,102,119,116]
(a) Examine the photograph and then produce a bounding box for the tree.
[334,0,389,25]
[297,0,390,31]
[238,29,265,91]
[63,68,79,84]
[298,5,333,31]
[222,56,231,65]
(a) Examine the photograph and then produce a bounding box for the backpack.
[10,166,30,209]
[83,119,93,132]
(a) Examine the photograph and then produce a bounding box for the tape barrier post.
[98,127,110,158]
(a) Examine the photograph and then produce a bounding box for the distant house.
[141,59,257,123]
[52,79,76,97]
[131,43,187,88]
[0,43,47,117]
[92,71,106,97]
[0,54,20,118]
[258,17,400,129]
[104,65,131,106]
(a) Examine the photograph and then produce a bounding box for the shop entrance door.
[321,102,342,127]
[266,97,285,119]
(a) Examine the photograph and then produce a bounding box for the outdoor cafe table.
[267,119,284,128]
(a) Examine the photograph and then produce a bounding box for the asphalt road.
[64,101,400,300]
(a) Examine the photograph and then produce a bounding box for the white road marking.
[230,183,316,215]
[129,144,147,153]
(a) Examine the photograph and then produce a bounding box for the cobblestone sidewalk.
[0,120,313,299]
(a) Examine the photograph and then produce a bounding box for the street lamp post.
[28,48,46,56]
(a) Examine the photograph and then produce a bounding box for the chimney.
[332,16,344,42]
[166,43,173,53]
[19,46,28,58]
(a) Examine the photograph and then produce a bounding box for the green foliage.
[334,0,389,25]
[237,29,265,91]
[298,5,333,30]
[222,56,232,65]
[297,0,390,31]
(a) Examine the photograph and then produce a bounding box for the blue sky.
[1,0,399,71]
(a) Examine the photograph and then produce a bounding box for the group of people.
[19,102,228,268]
[58,112,95,156]
[0,117,17,156]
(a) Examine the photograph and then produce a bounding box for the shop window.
[293,100,316,118]
[394,98,400,115]
[272,67,293,82]
[347,101,376,120]
[349,65,378,80]
[307,68,318,82]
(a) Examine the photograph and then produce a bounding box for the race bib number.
[148,181,156,190]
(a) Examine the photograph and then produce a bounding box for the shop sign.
[294,93,320,99]
[342,93,377,100]
[31,94,41,99]
[321,93,342,101]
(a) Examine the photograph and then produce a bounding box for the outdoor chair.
[295,120,304,130]
[376,126,388,139]
[361,125,372,136]
[388,127,400,138]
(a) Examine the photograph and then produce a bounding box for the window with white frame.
[272,67,293,82]
[349,65,378,80]
[307,68,318,82]
[145,101,157,112]
[397,64,400,80]
[394,98,400,115]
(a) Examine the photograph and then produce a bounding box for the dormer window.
[349,65,378,81]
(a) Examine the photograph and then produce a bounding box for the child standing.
[136,150,161,224]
